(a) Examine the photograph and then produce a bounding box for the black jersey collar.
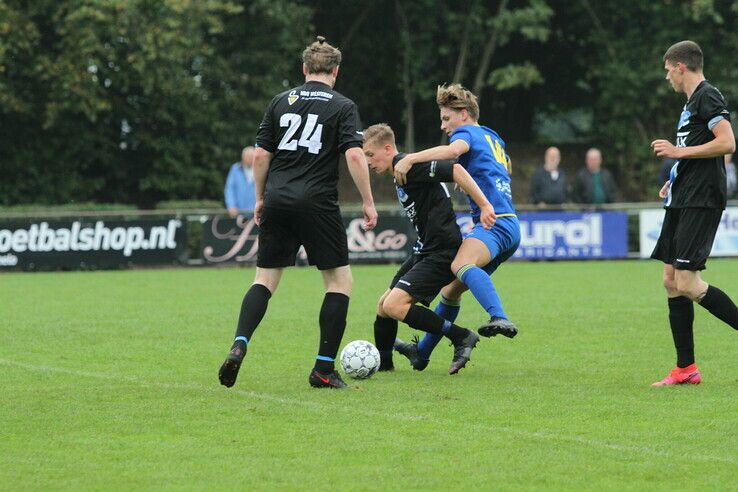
[688,80,709,104]
[391,152,406,169]
[304,80,332,89]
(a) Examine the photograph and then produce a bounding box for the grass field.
[1,260,737,490]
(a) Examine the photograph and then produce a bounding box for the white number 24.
[277,113,323,154]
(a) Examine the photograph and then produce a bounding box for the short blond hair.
[302,36,341,74]
[363,123,395,147]
[436,84,480,121]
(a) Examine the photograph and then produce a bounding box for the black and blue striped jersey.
[392,153,461,255]
[666,80,731,210]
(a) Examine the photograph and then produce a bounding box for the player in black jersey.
[218,37,378,390]
[649,40,738,386]
[363,124,496,374]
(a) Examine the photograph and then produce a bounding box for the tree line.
[1,0,736,207]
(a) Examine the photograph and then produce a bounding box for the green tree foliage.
[543,0,738,199]
[2,0,737,206]
[0,0,310,207]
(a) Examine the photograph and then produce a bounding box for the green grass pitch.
[1,260,737,490]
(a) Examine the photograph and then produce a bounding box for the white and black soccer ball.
[340,340,380,379]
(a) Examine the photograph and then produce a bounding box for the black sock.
[315,292,350,373]
[233,283,272,347]
[699,285,738,330]
[402,305,468,343]
[374,315,397,369]
[668,296,695,368]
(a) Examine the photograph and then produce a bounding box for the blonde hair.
[363,123,395,147]
[436,84,480,121]
[302,36,342,74]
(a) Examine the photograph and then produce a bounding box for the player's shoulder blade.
[479,125,505,146]
[696,80,725,103]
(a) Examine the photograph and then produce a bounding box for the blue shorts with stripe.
[464,215,520,274]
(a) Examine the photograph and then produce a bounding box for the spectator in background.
[572,148,617,204]
[659,158,677,186]
[529,146,567,207]
[224,146,257,216]
[725,153,737,199]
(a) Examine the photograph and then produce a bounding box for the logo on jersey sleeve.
[677,108,691,129]
[395,185,409,203]
[287,90,299,105]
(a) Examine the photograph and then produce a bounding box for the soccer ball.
[339,340,380,379]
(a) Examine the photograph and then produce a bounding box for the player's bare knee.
[253,269,281,293]
[322,266,352,296]
[381,298,399,320]
[451,259,468,276]
[377,302,389,318]
[662,277,677,295]
[376,290,391,316]
[382,294,410,321]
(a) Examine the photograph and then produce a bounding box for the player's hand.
[227,207,239,218]
[253,199,264,225]
[393,156,413,185]
[658,180,671,199]
[651,139,681,158]
[479,204,497,229]
[363,203,378,231]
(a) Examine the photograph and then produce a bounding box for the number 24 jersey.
[256,80,364,213]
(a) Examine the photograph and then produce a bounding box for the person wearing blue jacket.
[224,146,257,216]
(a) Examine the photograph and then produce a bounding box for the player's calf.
[374,291,398,371]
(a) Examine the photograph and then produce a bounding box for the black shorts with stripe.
[257,206,348,270]
[650,207,723,271]
[389,250,456,306]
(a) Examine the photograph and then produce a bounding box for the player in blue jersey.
[393,84,519,369]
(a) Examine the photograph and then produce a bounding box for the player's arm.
[452,164,496,229]
[652,120,735,159]
[345,147,377,231]
[252,147,272,225]
[393,140,470,185]
[339,101,377,231]
[253,97,278,225]
[406,161,496,229]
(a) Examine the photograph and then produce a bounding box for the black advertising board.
[201,214,414,265]
[0,218,187,270]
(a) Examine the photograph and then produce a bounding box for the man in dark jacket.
[572,148,617,204]
[529,146,567,207]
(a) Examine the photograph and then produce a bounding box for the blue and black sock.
[403,304,467,343]
[232,283,272,350]
[315,292,350,373]
[374,314,398,370]
[456,264,506,319]
[699,285,738,330]
[417,297,460,360]
[668,296,694,368]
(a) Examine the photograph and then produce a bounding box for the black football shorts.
[389,250,456,306]
[650,207,723,271]
[257,207,348,270]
